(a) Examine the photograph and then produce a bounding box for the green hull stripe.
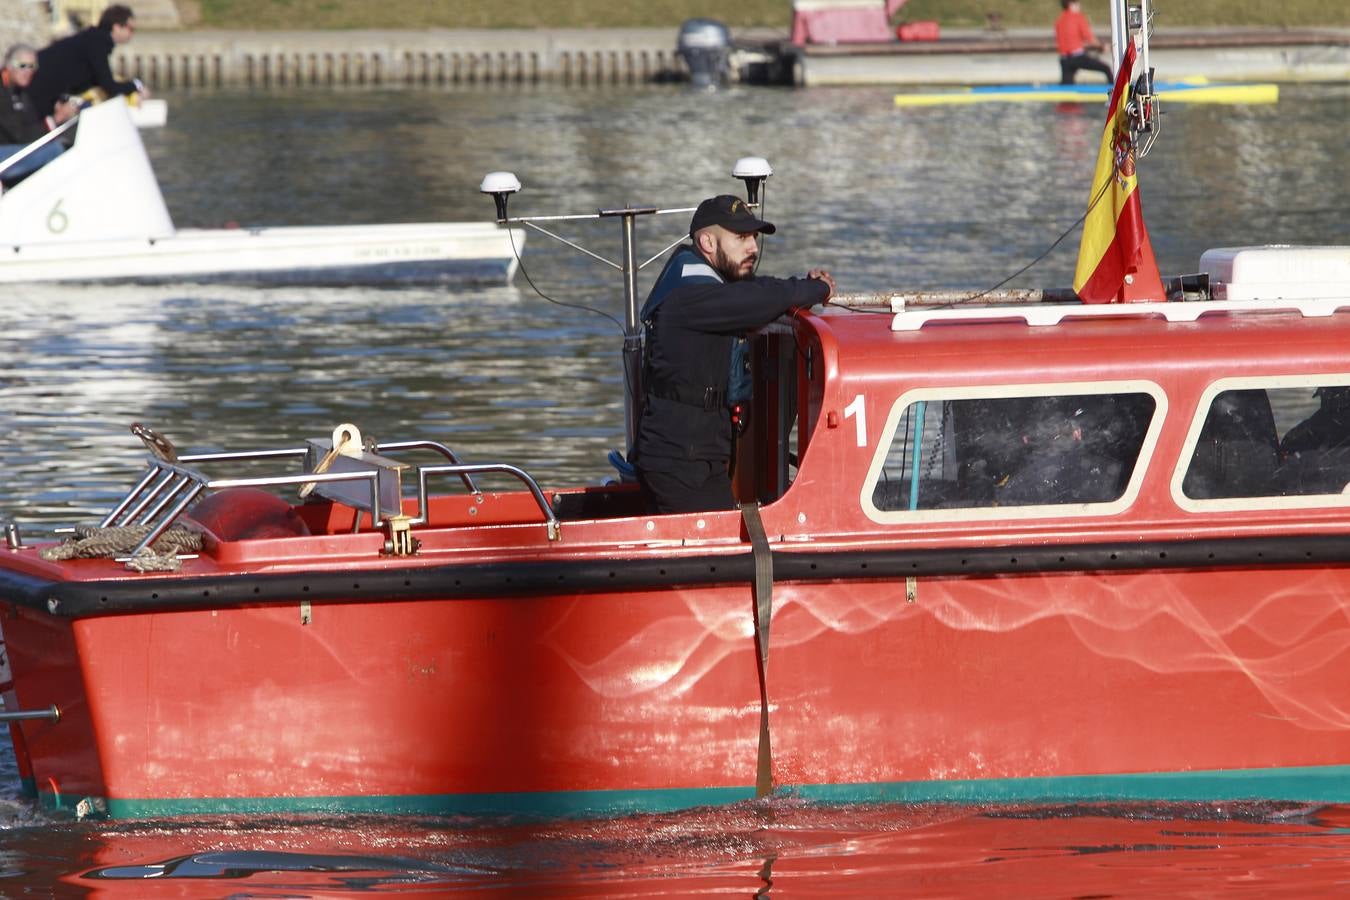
[37,765,1350,819]
[89,786,756,820]
[793,765,1350,804]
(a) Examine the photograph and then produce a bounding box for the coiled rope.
[40,524,204,573]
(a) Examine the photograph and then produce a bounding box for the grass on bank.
[198,0,1350,30]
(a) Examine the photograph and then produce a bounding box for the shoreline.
[111,26,1350,89]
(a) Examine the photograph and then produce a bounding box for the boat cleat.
[382,513,420,557]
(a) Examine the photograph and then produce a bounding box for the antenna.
[732,156,773,205]
[479,171,522,222]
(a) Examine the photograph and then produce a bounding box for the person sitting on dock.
[1055,0,1112,84]
[0,44,81,186]
[633,195,835,514]
[27,4,148,120]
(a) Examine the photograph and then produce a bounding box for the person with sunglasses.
[0,44,81,186]
[27,4,148,120]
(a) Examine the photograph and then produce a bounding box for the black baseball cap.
[688,195,776,237]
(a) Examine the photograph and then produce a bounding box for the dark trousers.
[635,458,735,514]
[1060,53,1113,84]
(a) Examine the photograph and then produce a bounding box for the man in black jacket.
[28,4,146,119]
[633,195,835,514]
[1,44,80,184]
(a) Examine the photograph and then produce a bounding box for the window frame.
[1172,373,1350,513]
[860,380,1168,525]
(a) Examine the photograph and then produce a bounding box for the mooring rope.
[39,524,204,573]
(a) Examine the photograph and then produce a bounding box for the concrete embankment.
[111,28,696,88]
[109,26,1350,89]
[794,27,1350,86]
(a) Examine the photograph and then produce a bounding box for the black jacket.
[635,259,828,466]
[0,78,46,145]
[29,27,137,117]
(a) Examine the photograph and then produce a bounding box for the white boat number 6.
[844,394,866,447]
[47,199,68,234]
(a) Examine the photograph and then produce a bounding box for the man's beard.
[713,245,756,283]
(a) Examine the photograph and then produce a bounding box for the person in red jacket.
[1055,0,1113,84]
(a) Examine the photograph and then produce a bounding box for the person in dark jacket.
[28,4,146,119]
[0,44,80,185]
[633,194,835,514]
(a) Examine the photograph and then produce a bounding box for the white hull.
[0,98,519,286]
[0,221,521,284]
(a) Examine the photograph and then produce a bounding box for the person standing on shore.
[1055,0,1113,84]
[28,4,148,118]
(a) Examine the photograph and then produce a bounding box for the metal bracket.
[383,513,420,557]
[0,703,60,724]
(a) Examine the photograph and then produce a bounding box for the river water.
[2,82,1349,895]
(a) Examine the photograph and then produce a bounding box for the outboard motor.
[677,18,732,90]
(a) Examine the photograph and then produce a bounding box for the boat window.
[865,386,1158,519]
[1180,381,1350,502]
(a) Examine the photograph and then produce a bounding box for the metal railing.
[414,462,560,540]
[94,434,560,563]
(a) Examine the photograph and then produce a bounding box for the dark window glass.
[1184,385,1350,499]
[872,392,1156,511]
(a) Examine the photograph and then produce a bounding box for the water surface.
[2,82,1349,895]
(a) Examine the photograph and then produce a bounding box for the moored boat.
[0,98,522,286]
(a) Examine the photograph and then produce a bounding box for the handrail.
[374,440,480,494]
[118,460,383,559]
[414,462,560,540]
[833,289,1079,309]
[889,296,1350,332]
[178,448,310,464]
[97,436,560,564]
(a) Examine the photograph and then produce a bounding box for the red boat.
[5,0,1350,818]
[5,241,1350,817]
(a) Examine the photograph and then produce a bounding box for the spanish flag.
[1073,42,1164,304]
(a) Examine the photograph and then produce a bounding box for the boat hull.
[6,546,1350,817]
[0,222,522,286]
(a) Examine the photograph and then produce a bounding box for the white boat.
[0,98,522,286]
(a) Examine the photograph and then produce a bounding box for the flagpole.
[1109,0,1125,79]
[1139,0,1151,84]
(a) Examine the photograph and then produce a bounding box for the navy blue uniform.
[634,246,828,513]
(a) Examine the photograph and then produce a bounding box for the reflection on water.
[4,801,1350,897]
[2,83,1349,893]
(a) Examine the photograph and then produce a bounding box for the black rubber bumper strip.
[2,532,1348,619]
